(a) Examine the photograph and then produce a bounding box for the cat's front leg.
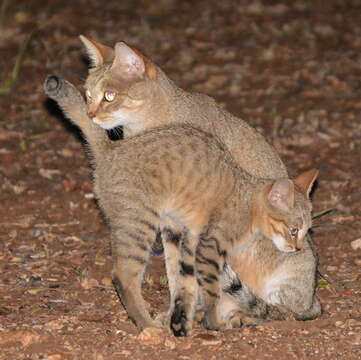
[43,76,109,151]
[44,76,88,126]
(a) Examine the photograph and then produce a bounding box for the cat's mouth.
[92,117,122,130]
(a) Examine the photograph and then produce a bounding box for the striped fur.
[47,70,318,335]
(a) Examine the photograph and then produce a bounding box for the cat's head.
[252,169,318,253]
[79,35,157,130]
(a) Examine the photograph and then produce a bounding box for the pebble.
[16,280,28,286]
[201,339,222,346]
[101,277,112,286]
[164,338,176,349]
[326,265,338,272]
[80,278,99,290]
[0,330,40,347]
[34,229,44,238]
[350,238,361,251]
[335,321,345,328]
[350,334,361,345]
[44,319,64,331]
[136,327,165,345]
[47,355,63,360]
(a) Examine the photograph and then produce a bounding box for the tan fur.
[217,170,320,324]
[44,42,320,331]
[79,35,287,179]
[90,122,316,334]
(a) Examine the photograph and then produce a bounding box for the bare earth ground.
[0,0,361,359]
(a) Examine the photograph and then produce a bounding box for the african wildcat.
[44,77,319,335]
[77,35,287,179]
[44,36,321,324]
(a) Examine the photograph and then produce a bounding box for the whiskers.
[311,207,334,228]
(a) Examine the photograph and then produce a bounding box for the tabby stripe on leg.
[196,253,220,271]
[203,273,218,283]
[205,289,218,298]
[182,244,194,256]
[200,236,227,257]
[122,231,150,251]
[179,261,194,276]
[123,217,158,232]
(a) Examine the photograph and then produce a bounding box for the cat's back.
[171,88,287,179]
[94,125,238,207]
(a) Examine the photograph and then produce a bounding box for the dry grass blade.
[0,0,9,32]
[312,207,334,220]
[0,28,37,95]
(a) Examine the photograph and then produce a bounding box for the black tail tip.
[43,75,62,96]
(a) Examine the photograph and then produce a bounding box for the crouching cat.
[216,234,321,327]
[44,78,318,335]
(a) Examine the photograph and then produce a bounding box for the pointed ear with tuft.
[79,35,114,68]
[267,179,295,212]
[293,169,319,199]
[110,42,146,79]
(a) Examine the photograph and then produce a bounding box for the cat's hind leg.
[216,263,270,327]
[294,296,321,321]
[111,216,160,331]
[196,225,230,331]
[266,284,320,321]
[167,230,199,336]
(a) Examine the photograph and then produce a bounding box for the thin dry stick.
[312,207,334,220]
[0,0,9,31]
[0,28,37,95]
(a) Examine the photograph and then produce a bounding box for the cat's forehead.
[292,197,312,225]
[86,66,133,92]
[294,191,312,212]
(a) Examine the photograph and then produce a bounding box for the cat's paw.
[265,304,294,321]
[221,311,266,329]
[44,75,63,97]
[225,312,244,329]
[170,298,193,337]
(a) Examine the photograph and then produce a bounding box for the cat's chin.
[92,117,123,130]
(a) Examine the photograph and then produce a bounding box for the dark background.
[0,1,360,358]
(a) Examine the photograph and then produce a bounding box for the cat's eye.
[104,90,116,102]
[289,227,299,238]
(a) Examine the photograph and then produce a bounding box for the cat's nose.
[87,112,96,119]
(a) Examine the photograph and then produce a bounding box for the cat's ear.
[267,179,295,212]
[110,42,146,79]
[79,35,114,68]
[294,169,318,199]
